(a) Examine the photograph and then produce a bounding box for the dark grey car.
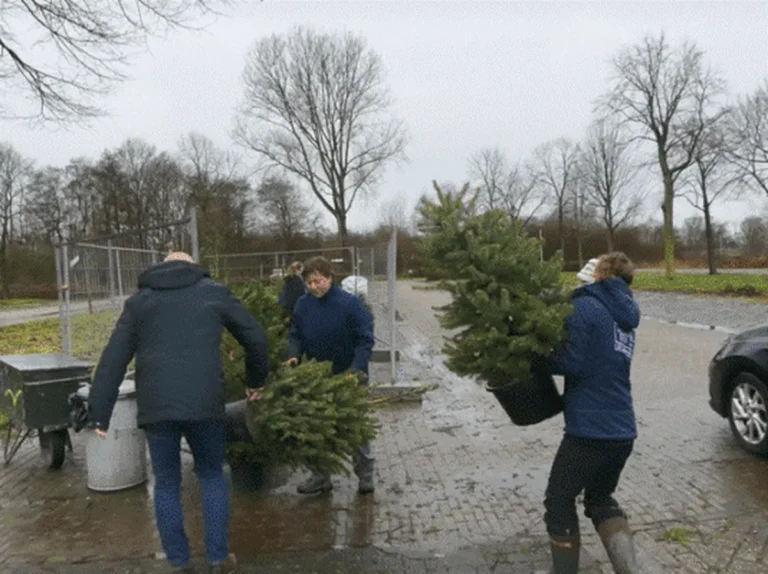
[709,325,768,454]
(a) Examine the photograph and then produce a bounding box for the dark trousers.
[544,434,634,537]
[145,419,229,567]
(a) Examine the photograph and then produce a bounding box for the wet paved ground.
[2,281,768,572]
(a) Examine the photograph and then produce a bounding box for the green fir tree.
[419,191,572,386]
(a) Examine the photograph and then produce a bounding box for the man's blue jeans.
[145,419,229,567]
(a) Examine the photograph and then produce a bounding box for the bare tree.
[569,169,594,268]
[378,192,411,232]
[501,165,544,227]
[601,33,727,276]
[469,147,544,225]
[26,166,67,243]
[681,111,738,274]
[740,216,767,256]
[726,82,768,196]
[468,148,508,211]
[88,153,127,236]
[234,27,407,244]
[581,118,644,251]
[178,133,244,254]
[532,138,581,255]
[255,177,322,248]
[0,143,32,297]
[0,0,225,121]
[113,139,158,239]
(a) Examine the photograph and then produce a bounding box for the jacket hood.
[576,277,640,331]
[138,261,209,290]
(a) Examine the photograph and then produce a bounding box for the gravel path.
[634,290,768,333]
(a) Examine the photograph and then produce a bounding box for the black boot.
[596,516,639,574]
[549,535,580,574]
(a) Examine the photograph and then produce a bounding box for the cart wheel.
[3,422,32,465]
[39,430,68,469]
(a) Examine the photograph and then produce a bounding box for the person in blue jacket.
[545,252,641,574]
[277,261,306,323]
[285,256,376,496]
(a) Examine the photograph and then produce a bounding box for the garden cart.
[0,354,92,469]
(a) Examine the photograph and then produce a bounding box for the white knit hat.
[577,258,599,284]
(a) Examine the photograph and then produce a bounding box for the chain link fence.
[204,247,357,285]
[54,211,199,363]
[53,215,401,383]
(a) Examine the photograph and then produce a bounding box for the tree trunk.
[576,234,584,269]
[606,227,615,252]
[336,213,348,247]
[703,202,718,275]
[662,172,676,278]
[0,233,9,299]
[558,211,566,258]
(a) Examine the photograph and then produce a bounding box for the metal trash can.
[79,379,147,492]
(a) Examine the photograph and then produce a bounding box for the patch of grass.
[0,310,118,361]
[0,298,54,310]
[560,272,768,298]
[633,273,768,297]
[662,527,696,546]
[0,411,8,428]
[0,318,61,355]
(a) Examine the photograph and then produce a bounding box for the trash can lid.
[118,379,136,398]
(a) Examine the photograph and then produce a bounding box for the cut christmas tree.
[417,184,573,425]
[246,360,380,477]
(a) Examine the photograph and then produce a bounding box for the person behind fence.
[544,252,641,574]
[285,255,376,496]
[86,251,270,574]
[277,261,306,322]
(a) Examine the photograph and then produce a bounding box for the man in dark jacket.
[285,256,376,496]
[544,252,641,574]
[87,252,269,574]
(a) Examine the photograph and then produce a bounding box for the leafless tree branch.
[0,0,227,122]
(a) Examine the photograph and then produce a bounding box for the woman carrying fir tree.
[545,252,642,574]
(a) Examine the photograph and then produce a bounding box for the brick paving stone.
[2,282,768,572]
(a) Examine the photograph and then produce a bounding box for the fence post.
[62,244,73,357]
[349,246,357,277]
[189,207,200,263]
[369,247,375,284]
[116,250,124,298]
[82,247,94,314]
[107,240,116,306]
[388,228,398,383]
[54,246,67,356]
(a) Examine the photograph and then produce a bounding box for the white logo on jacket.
[613,324,635,359]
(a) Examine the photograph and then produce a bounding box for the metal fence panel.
[55,211,199,363]
[355,230,400,382]
[204,246,357,284]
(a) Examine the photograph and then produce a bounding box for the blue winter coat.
[551,278,640,440]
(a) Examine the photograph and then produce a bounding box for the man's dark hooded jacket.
[550,277,640,441]
[87,260,270,430]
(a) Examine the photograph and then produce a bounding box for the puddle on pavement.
[2,460,375,563]
[717,455,768,512]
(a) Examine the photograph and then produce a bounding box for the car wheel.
[728,372,768,455]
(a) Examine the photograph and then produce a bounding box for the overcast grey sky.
[9,0,768,233]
